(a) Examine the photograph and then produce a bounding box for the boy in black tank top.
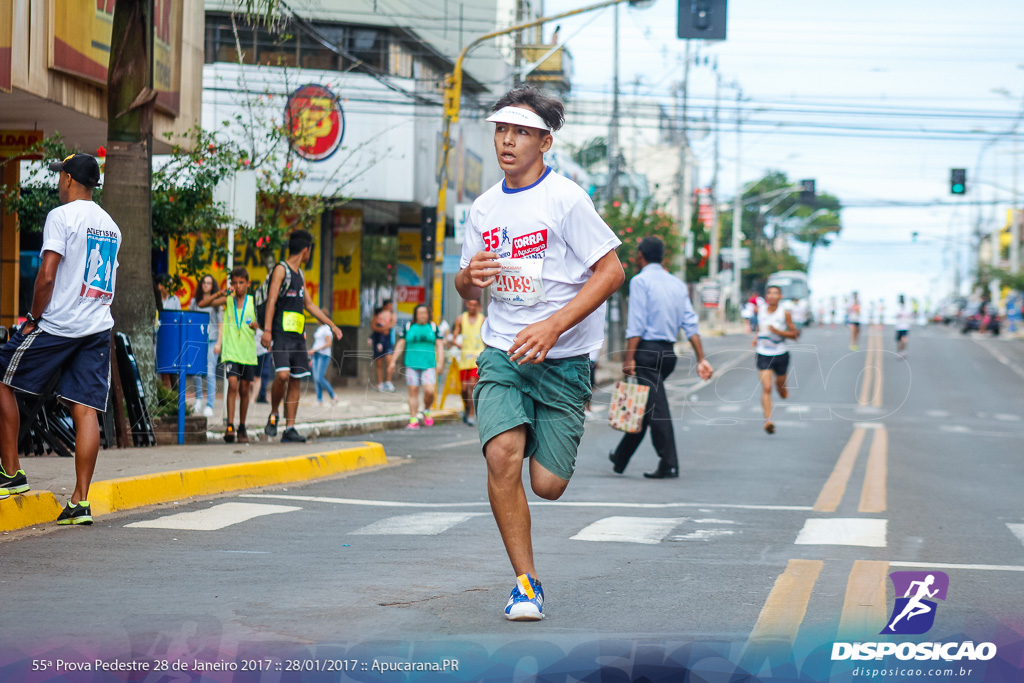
[261,230,343,442]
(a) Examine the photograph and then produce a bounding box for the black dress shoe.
[609,451,626,474]
[643,468,679,479]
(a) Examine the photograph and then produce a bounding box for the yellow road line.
[858,427,888,513]
[837,560,890,640]
[747,559,824,647]
[871,334,884,407]
[813,428,867,512]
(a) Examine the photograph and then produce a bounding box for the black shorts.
[371,331,394,360]
[0,327,112,411]
[756,352,790,376]
[896,329,908,342]
[225,361,256,382]
[850,322,860,329]
[271,334,311,378]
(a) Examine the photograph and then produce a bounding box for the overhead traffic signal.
[421,206,436,261]
[950,168,966,195]
[677,0,727,40]
[799,179,816,204]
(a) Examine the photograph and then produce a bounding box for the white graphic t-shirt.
[38,200,121,338]
[459,168,621,358]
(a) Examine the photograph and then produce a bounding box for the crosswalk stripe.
[571,516,685,544]
[125,503,301,531]
[837,560,889,640]
[350,512,487,536]
[794,518,887,547]
[1006,523,1024,549]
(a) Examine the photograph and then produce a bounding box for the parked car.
[941,297,967,325]
[959,302,1000,335]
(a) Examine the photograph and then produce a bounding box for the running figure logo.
[81,231,118,302]
[881,571,949,635]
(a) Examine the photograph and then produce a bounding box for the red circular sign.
[285,84,344,162]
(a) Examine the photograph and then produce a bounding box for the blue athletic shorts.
[0,326,112,411]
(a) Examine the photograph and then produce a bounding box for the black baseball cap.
[48,153,102,188]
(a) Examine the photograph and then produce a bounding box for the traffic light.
[950,168,966,195]
[421,206,436,261]
[799,179,816,204]
[677,0,727,40]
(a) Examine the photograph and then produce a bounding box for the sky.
[542,0,1024,313]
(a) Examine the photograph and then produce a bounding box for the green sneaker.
[0,468,29,494]
[56,501,93,526]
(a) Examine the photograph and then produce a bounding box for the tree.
[601,199,682,282]
[569,137,608,173]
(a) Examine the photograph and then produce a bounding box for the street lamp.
[429,0,655,322]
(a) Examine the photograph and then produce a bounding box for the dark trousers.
[612,340,678,472]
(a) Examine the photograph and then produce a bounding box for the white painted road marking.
[794,518,887,548]
[243,494,812,511]
[125,503,301,531]
[1006,523,1024,549]
[926,410,950,418]
[669,529,737,541]
[994,413,1021,422]
[890,561,1024,573]
[572,516,685,544]
[350,512,487,536]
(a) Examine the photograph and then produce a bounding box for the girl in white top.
[753,284,799,434]
[895,294,913,357]
[309,323,336,404]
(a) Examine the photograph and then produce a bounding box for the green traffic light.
[952,183,964,194]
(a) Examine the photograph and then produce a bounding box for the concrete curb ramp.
[0,442,387,534]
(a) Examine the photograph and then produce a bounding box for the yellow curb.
[0,491,64,532]
[0,442,386,533]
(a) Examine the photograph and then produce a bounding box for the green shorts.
[473,346,593,481]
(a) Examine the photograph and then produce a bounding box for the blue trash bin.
[156,310,210,444]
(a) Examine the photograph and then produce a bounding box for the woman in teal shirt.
[389,304,445,429]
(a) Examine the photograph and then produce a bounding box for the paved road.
[4,325,1024,680]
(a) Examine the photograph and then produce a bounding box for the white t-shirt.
[38,200,121,338]
[162,296,181,311]
[313,324,333,357]
[895,305,913,331]
[756,303,791,356]
[459,168,621,358]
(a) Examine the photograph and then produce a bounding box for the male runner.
[0,153,119,524]
[754,284,799,434]
[261,230,342,443]
[895,294,912,357]
[457,86,624,621]
[848,292,862,351]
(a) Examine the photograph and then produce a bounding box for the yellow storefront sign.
[332,209,361,327]
[168,235,320,326]
[396,229,424,318]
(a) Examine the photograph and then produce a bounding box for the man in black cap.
[0,153,121,525]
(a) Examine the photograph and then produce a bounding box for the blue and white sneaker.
[504,573,544,621]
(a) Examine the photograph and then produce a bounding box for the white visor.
[486,106,550,132]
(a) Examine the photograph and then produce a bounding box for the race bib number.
[282,311,306,334]
[492,258,546,306]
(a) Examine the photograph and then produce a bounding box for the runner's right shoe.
[505,573,544,621]
[265,413,279,437]
[0,488,9,500]
[224,424,235,443]
[56,501,93,525]
[0,468,30,494]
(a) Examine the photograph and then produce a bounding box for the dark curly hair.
[492,85,565,132]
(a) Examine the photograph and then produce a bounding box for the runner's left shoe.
[0,468,29,494]
[505,573,544,621]
[56,501,93,525]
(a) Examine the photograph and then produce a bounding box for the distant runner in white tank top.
[753,284,799,434]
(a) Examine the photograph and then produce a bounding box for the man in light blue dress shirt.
[609,237,713,479]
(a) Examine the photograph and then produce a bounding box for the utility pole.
[607,2,620,201]
[731,85,743,312]
[1012,134,1020,274]
[709,64,721,326]
[676,43,692,281]
[513,0,525,86]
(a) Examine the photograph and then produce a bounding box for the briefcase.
[607,377,650,433]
